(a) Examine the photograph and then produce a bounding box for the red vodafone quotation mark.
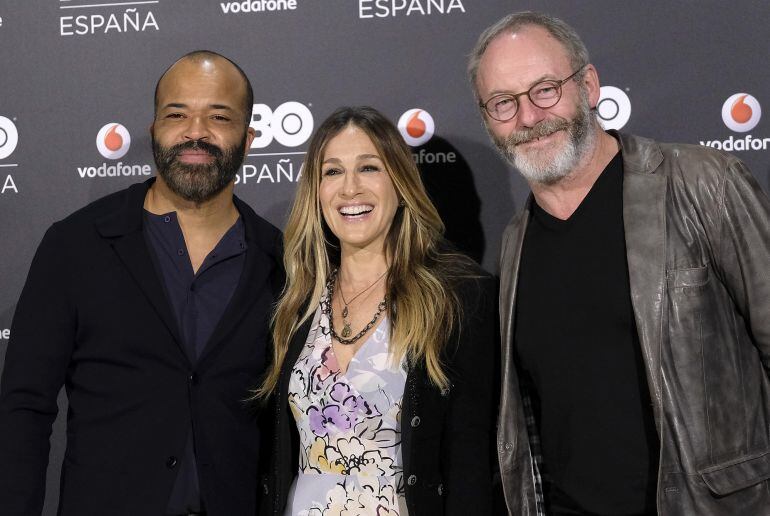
[398,109,435,147]
[406,111,427,138]
[721,93,761,133]
[104,125,124,152]
[731,95,752,124]
[96,123,131,159]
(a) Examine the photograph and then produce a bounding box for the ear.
[244,126,256,152]
[581,64,602,109]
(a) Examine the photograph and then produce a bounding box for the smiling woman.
[258,106,497,516]
[318,124,400,255]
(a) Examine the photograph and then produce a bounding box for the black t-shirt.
[514,152,658,515]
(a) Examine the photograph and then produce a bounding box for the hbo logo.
[250,101,314,149]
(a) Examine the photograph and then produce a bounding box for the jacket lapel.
[497,200,530,469]
[499,199,531,356]
[113,232,184,347]
[617,131,667,419]
[95,179,184,350]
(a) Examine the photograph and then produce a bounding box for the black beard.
[152,133,247,204]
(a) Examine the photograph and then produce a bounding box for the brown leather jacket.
[497,131,770,515]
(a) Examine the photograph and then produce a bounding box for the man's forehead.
[486,26,571,68]
[166,55,222,76]
[157,57,243,101]
[477,26,572,92]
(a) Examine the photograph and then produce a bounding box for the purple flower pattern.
[286,291,408,515]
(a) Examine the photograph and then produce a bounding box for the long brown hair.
[258,106,475,396]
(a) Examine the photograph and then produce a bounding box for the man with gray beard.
[470,11,770,516]
[0,51,282,516]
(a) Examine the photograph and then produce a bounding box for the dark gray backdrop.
[1,1,768,512]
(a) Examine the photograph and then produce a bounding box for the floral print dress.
[285,292,408,516]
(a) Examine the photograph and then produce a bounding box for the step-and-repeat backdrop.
[1,1,768,511]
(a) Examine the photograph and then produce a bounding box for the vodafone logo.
[597,86,631,131]
[78,122,150,180]
[96,123,131,160]
[397,109,434,147]
[722,93,761,133]
[0,116,19,160]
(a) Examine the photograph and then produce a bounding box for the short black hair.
[153,50,254,126]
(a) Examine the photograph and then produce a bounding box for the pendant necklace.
[338,269,387,338]
[325,270,388,345]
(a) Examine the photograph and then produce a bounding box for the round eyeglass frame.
[480,65,586,122]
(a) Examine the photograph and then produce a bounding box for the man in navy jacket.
[0,51,282,516]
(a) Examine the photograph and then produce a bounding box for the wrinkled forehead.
[477,26,573,93]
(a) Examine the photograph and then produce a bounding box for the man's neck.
[145,176,241,273]
[530,130,620,220]
[144,175,239,233]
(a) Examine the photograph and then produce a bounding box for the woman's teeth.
[339,205,373,216]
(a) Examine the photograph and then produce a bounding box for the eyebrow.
[357,153,382,161]
[486,74,555,97]
[322,154,382,165]
[160,102,235,112]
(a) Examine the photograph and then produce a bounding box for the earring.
[399,199,406,207]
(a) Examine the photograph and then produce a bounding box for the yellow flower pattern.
[286,296,408,515]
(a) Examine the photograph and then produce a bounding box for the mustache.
[501,117,572,146]
[167,139,224,161]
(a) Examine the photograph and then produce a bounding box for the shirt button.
[239,242,245,250]
[166,456,178,468]
[437,483,444,496]
[410,416,421,428]
[407,474,417,486]
[163,215,171,223]
[188,373,198,385]
[263,483,269,495]
[177,249,184,256]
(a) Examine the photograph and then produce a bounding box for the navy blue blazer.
[0,179,283,516]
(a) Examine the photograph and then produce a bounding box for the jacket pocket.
[667,264,709,290]
[699,449,770,495]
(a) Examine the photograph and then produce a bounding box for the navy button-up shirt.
[143,210,246,513]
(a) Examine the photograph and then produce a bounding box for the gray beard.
[492,90,597,185]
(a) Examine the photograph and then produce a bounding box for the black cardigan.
[261,272,497,515]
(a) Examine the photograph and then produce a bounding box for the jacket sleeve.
[714,159,770,373]
[441,275,497,515]
[0,223,76,515]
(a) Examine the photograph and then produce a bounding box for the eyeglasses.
[480,66,586,122]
